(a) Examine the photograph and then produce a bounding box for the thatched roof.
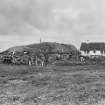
[27,42,77,53]
[1,42,78,55]
[80,42,105,51]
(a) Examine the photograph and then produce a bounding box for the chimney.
[40,38,42,43]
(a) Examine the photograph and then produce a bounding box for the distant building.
[80,42,105,56]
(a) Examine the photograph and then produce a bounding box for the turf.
[0,64,105,105]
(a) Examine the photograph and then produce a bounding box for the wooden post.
[41,60,44,67]
[77,51,78,63]
[29,60,31,66]
[36,56,38,66]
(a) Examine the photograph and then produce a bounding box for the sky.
[0,0,105,51]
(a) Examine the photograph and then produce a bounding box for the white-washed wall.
[81,50,105,56]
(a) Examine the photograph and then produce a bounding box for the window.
[84,51,86,54]
[93,50,96,54]
[87,50,89,54]
[101,50,104,54]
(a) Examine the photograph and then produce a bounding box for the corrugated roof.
[80,42,105,51]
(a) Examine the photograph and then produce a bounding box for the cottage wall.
[80,42,105,57]
[81,50,105,56]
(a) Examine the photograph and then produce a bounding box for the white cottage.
[80,42,105,56]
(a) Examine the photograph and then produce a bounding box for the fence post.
[36,56,38,66]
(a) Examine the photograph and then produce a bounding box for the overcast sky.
[0,0,105,51]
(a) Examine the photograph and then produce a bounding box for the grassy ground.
[0,64,105,105]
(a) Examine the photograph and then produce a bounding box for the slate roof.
[80,42,105,51]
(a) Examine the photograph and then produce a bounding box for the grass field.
[0,64,105,105]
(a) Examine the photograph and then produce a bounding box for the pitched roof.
[80,42,105,51]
